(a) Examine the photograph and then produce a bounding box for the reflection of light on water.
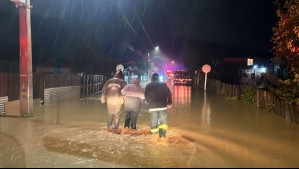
[201,92,211,125]
[172,86,191,108]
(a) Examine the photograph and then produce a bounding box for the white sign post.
[202,64,211,91]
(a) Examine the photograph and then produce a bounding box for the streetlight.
[155,46,159,51]
[146,46,161,81]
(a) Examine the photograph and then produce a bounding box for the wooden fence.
[206,78,299,124]
[0,73,20,101]
[0,73,81,101]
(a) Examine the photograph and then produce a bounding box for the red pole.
[18,0,33,117]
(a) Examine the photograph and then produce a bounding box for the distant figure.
[121,77,145,130]
[145,73,172,138]
[100,71,127,130]
[127,60,143,82]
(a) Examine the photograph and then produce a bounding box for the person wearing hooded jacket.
[100,70,127,130]
[121,77,145,130]
[144,73,172,138]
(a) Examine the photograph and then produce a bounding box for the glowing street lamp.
[155,46,159,51]
[146,46,161,81]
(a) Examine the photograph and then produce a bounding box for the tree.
[272,0,299,80]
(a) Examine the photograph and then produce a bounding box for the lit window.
[247,58,253,66]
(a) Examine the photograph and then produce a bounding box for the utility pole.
[147,52,149,81]
[11,0,33,117]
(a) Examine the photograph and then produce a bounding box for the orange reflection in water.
[172,85,191,108]
[201,92,211,125]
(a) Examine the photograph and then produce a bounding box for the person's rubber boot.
[131,125,137,130]
[159,128,166,138]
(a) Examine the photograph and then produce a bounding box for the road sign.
[202,64,211,73]
[202,64,211,91]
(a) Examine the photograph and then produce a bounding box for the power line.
[135,9,155,49]
[115,3,148,50]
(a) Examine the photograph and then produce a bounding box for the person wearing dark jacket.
[100,70,127,130]
[144,73,172,138]
[121,77,145,130]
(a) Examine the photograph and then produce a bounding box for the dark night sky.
[0,0,277,72]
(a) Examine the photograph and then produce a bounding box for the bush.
[240,86,256,105]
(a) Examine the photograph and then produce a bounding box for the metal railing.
[80,75,104,98]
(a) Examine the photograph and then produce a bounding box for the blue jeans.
[124,111,139,129]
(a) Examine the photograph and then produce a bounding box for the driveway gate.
[80,75,104,98]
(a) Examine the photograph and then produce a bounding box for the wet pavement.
[1,85,299,168]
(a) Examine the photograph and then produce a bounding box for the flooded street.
[1,85,299,168]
